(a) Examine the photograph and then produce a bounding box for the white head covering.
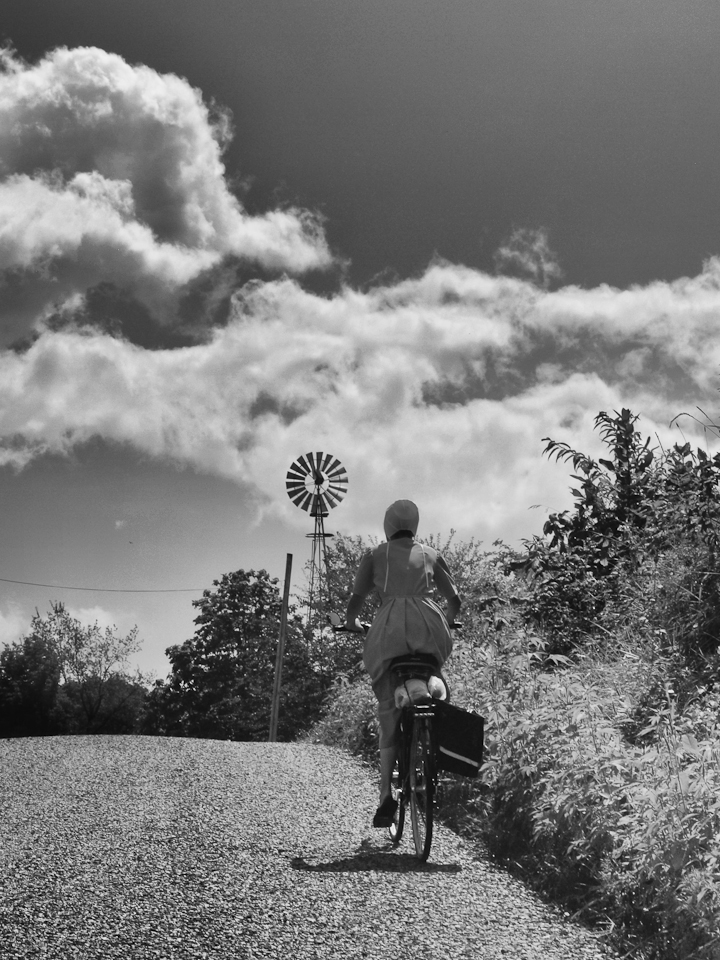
[383,499,419,539]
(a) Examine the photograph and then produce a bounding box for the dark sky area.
[4,0,720,290]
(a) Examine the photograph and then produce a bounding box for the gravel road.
[0,736,615,959]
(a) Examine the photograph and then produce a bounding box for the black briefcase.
[433,700,484,778]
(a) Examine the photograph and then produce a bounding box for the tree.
[27,603,148,733]
[143,569,323,741]
[521,408,720,657]
[301,533,379,683]
[0,604,148,736]
[0,634,63,737]
[60,674,150,734]
[538,409,655,575]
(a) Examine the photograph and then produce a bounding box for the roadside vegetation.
[2,408,720,957]
[0,603,149,736]
[309,409,720,960]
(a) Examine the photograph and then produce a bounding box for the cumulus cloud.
[1,256,719,542]
[493,227,563,289]
[66,604,120,632]
[0,603,28,648]
[0,45,331,345]
[1,43,718,544]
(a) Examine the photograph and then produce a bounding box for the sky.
[1,0,720,678]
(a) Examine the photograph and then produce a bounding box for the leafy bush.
[521,410,720,664]
[304,675,379,761]
[0,605,149,736]
[0,634,63,737]
[144,569,324,741]
[311,519,720,957]
[308,407,720,957]
[441,626,720,959]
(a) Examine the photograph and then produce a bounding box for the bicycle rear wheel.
[388,759,405,844]
[409,713,434,861]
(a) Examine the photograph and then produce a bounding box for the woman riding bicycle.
[343,499,461,827]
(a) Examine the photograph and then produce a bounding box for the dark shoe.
[373,796,398,828]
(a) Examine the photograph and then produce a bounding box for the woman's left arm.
[446,593,461,624]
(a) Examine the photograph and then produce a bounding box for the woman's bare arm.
[344,593,366,631]
[446,594,461,625]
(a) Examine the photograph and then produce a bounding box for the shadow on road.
[291,839,462,874]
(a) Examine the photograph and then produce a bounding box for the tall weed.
[309,624,720,959]
[304,674,378,762]
[451,629,720,959]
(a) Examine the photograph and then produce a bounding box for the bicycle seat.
[389,654,439,688]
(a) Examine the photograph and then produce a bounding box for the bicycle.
[330,615,459,862]
[386,653,443,861]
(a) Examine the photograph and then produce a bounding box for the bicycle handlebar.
[331,622,370,634]
[329,619,462,632]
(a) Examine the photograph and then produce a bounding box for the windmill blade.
[297,453,312,476]
[297,491,314,512]
[309,452,327,481]
[286,463,309,484]
[326,458,345,478]
[286,470,307,489]
[286,478,306,495]
[311,452,327,487]
[288,488,309,508]
[323,491,340,510]
[327,471,348,490]
[312,493,329,514]
[286,478,309,498]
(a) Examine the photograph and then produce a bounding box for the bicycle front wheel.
[409,714,434,861]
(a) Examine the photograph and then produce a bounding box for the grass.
[306,627,720,960]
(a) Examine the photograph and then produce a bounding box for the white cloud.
[1,44,719,545]
[66,605,120,633]
[0,604,28,648]
[0,46,331,345]
[493,227,563,288]
[1,257,719,543]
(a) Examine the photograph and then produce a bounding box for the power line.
[0,577,204,594]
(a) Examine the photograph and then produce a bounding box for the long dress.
[352,537,458,704]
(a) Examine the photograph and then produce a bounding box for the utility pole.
[268,553,293,742]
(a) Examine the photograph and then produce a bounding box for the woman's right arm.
[344,593,366,632]
[345,549,374,631]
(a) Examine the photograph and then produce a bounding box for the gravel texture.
[0,736,616,959]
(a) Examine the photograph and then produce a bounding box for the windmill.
[286,452,348,622]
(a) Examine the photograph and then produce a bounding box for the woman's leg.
[377,698,400,802]
[379,745,398,802]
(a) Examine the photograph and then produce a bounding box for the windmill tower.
[286,452,348,622]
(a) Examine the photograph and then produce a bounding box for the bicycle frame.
[389,668,439,861]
